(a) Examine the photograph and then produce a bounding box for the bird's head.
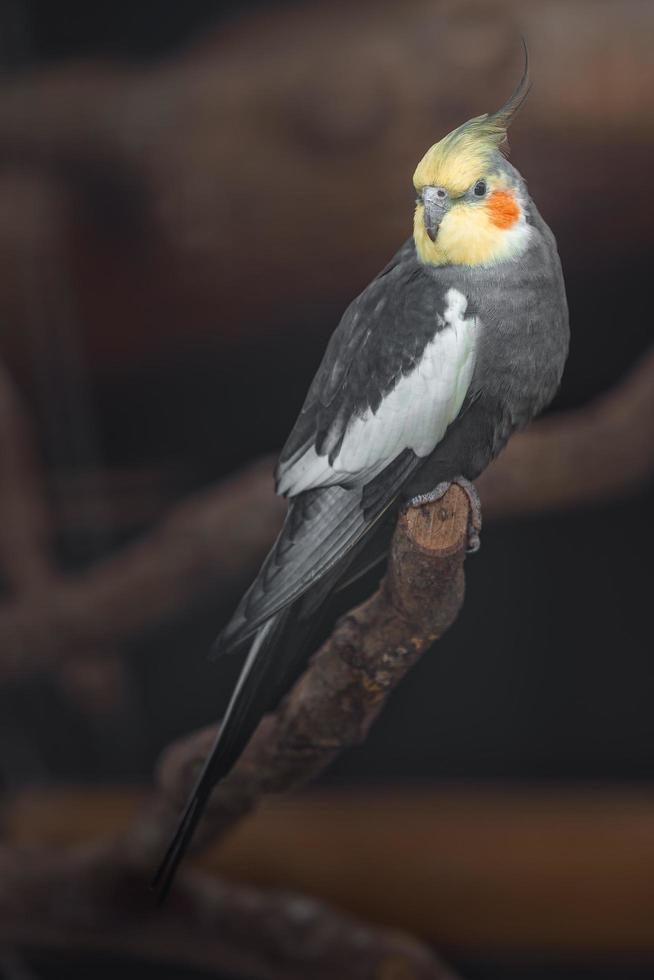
[413,55,531,268]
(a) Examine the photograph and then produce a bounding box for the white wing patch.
[278,288,479,497]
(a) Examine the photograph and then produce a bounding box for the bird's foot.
[407,477,482,553]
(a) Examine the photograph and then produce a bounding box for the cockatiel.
[154,54,569,897]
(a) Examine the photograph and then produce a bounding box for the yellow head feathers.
[412,50,532,267]
[413,51,530,196]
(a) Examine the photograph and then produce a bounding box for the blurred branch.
[0,844,456,980]
[50,464,182,534]
[0,455,285,682]
[10,783,654,955]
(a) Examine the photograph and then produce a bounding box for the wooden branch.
[127,488,470,864]
[0,844,457,980]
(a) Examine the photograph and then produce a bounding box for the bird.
[153,51,569,898]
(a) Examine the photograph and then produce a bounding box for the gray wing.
[216,450,417,653]
[216,243,480,654]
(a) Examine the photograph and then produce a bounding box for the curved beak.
[422,185,450,242]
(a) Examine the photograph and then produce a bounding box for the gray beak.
[422,185,449,242]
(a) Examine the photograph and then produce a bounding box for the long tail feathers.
[151,791,205,903]
[152,617,280,903]
[152,596,332,901]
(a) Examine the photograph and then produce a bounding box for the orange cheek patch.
[486,190,520,229]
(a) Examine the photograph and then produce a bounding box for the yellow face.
[412,132,529,267]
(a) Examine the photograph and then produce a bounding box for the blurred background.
[0,1,653,978]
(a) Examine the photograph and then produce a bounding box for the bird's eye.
[473,179,487,198]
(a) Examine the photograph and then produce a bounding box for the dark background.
[0,1,652,977]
